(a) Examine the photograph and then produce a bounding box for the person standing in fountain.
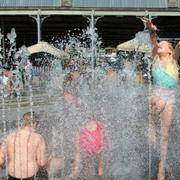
[0,112,48,180]
[69,118,110,180]
[2,68,13,97]
[63,70,80,104]
[143,17,180,180]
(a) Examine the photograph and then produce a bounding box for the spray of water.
[0,21,180,180]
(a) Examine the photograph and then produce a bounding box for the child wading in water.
[69,119,109,180]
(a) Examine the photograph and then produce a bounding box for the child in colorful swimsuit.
[143,17,180,180]
[152,56,178,105]
[69,119,106,179]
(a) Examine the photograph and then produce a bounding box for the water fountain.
[0,14,180,180]
[38,16,151,180]
[0,18,153,180]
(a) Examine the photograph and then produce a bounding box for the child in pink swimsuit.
[79,120,104,156]
[69,119,106,179]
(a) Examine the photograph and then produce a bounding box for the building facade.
[0,0,180,47]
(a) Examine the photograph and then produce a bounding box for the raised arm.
[173,41,180,60]
[142,17,158,57]
[142,17,158,45]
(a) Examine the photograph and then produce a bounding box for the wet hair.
[160,41,174,54]
[167,42,174,54]
[22,112,39,126]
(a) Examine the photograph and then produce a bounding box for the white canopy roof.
[117,37,152,53]
[15,41,70,59]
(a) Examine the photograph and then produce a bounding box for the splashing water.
[40,26,152,180]
[0,23,180,180]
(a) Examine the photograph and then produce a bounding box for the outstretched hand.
[141,17,157,32]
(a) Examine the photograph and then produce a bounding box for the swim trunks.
[8,175,34,180]
[8,168,49,180]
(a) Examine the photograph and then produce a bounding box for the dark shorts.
[8,168,48,180]
[8,175,34,180]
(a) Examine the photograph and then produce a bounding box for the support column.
[37,12,41,42]
[91,10,95,70]
[90,10,103,70]
[0,21,5,64]
[30,9,50,43]
[84,10,103,74]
